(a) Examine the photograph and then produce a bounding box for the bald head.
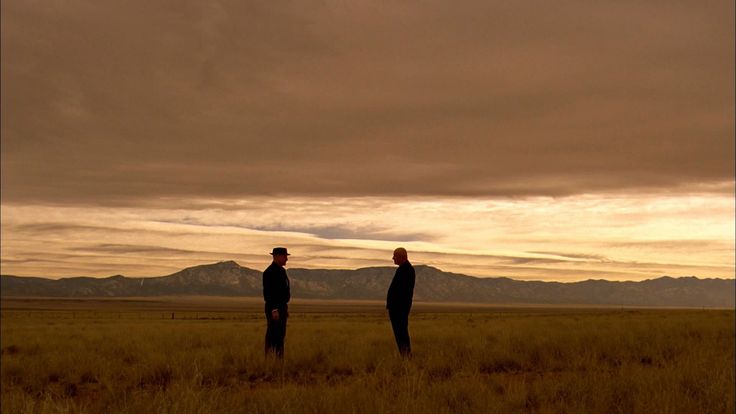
[392,247,408,265]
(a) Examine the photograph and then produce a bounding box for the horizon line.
[1,259,733,283]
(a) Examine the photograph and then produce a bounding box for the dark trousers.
[388,308,411,357]
[265,308,287,358]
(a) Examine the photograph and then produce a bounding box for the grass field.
[1,297,734,413]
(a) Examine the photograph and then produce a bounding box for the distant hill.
[1,261,734,308]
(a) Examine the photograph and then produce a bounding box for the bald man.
[386,247,416,357]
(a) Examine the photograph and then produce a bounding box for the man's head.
[270,247,290,266]
[392,247,408,265]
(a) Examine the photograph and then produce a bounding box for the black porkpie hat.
[270,247,290,256]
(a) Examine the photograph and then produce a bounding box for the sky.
[1,1,734,281]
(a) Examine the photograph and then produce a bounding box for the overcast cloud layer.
[2,2,734,281]
[2,1,734,203]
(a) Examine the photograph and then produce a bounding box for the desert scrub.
[1,306,733,413]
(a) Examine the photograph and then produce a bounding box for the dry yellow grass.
[1,299,733,413]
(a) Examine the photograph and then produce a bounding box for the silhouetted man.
[263,247,291,358]
[386,247,415,357]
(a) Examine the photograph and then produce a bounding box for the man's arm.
[264,266,288,319]
[263,274,282,320]
[263,268,279,307]
[395,266,415,308]
[263,269,273,302]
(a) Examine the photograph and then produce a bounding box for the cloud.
[11,223,113,234]
[1,193,732,280]
[69,243,203,256]
[1,1,733,205]
[252,224,434,243]
[526,252,611,262]
[603,239,731,251]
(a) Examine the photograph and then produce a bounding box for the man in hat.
[386,247,415,357]
[263,247,291,358]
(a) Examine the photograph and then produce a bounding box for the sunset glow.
[2,192,732,281]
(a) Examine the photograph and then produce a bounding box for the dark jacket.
[386,261,415,311]
[263,262,290,311]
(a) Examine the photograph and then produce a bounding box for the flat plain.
[1,297,733,413]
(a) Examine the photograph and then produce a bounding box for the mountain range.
[1,261,734,308]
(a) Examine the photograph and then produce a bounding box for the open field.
[1,298,734,413]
